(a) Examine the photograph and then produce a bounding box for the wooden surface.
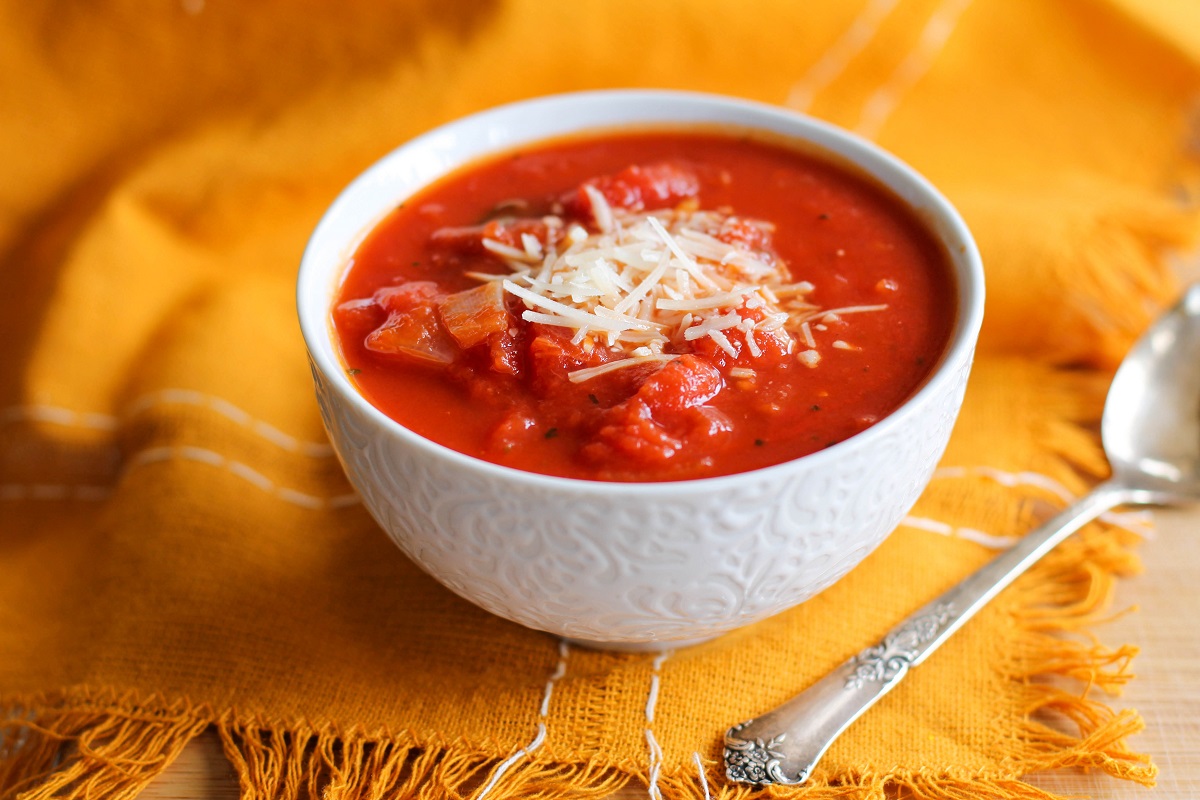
[140,504,1200,800]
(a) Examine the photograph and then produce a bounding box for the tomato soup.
[331,130,956,482]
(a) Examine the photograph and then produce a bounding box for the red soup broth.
[332,130,956,482]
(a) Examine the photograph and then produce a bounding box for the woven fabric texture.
[2,1,1199,798]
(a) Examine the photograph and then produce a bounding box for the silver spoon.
[724,281,1200,786]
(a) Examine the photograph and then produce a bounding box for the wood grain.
[1024,505,1200,798]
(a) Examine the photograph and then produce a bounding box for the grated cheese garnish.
[800,321,816,349]
[475,202,885,380]
[483,238,536,263]
[566,354,678,384]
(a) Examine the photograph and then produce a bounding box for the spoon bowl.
[725,281,1200,786]
[1103,282,1200,502]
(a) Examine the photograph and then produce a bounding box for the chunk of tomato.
[334,296,385,339]
[716,217,776,258]
[634,354,722,414]
[584,355,731,468]
[365,305,457,365]
[564,162,700,218]
[336,282,441,339]
[585,398,683,464]
[373,281,442,313]
[358,281,458,365]
[687,310,793,372]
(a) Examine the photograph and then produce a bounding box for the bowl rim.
[297,88,985,495]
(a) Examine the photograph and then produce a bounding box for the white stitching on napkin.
[128,389,336,457]
[855,0,974,138]
[474,639,570,800]
[935,465,1080,498]
[125,445,359,509]
[899,464,1159,548]
[784,0,904,112]
[901,515,1020,548]
[645,651,669,723]
[644,650,671,800]
[692,751,712,800]
[645,729,665,800]
[1,390,335,457]
[539,639,570,718]
[474,723,546,800]
[929,465,1156,539]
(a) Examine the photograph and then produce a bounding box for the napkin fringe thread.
[215,720,638,800]
[0,691,207,800]
[992,529,1157,790]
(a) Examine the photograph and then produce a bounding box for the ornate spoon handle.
[724,480,1148,786]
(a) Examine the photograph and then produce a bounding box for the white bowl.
[297,90,985,649]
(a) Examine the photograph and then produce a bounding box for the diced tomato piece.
[687,332,737,368]
[528,332,591,399]
[524,328,626,407]
[372,281,442,313]
[359,281,458,363]
[634,354,722,415]
[487,332,521,376]
[749,327,793,363]
[364,296,458,365]
[334,296,385,339]
[527,327,606,384]
[583,355,730,467]
[489,409,539,452]
[585,398,683,464]
[430,218,553,256]
[563,162,700,219]
[686,310,793,371]
[716,218,776,257]
[686,405,734,440]
[525,326,665,405]
[626,356,732,446]
[340,281,454,362]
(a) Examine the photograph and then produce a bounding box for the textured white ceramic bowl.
[297,90,984,649]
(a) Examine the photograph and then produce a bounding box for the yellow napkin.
[2,2,1198,799]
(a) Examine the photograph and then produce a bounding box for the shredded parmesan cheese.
[473,202,886,379]
[567,354,677,383]
[800,321,816,349]
[483,238,534,262]
[805,304,889,324]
